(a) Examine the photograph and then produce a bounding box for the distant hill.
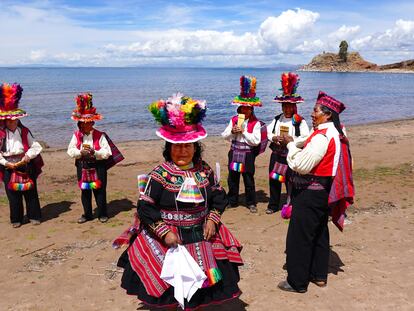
[300,51,414,73]
[379,59,414,71]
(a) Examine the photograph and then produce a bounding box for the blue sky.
[0,0,413,66]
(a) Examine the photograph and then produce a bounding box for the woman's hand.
[283,135,294,145]
[163,231,182,248]
[231,125,242,134]
[5,162,16,170]
[21,155,31,164]
[272,135,283,145]
[203,219,216,241]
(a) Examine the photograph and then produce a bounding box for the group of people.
[0,84,124,228]
[0,72,354,310]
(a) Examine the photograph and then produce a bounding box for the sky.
[0,0,413,67]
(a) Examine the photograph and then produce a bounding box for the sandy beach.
[0,119,413,311]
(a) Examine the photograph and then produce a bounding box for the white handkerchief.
[160,245,207,309]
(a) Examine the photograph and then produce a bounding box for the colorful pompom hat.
[232,75,262,107]
[316,91,346,114]
[149,93,207,143]
[0,83,28,120]
[274,72,304,103]
[71,93,103,122]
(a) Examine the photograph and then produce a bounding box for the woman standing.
[222,75,264,213]
[266,72,309,214]
[117,93,243,310]
[67,93,123,223]
[278,91,353,292]
[0,83,43,228]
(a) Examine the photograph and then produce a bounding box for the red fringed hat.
[316,91,346,114]
[71,93,103,122]
[274,72,304,104]
[0,83,28,120]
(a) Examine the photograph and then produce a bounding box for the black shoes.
[99,216,109,223]
[77,215,92,224]
[248,205,258,213]
[278,280,307,293]
[265,208,278,214]
[310,279,327,287]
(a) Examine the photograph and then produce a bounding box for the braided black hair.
[319,105,344,137]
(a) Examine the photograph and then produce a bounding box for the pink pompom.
[281,204,292,219]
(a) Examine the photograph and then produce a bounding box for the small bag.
[230,150,247,172]
[79,168,102,190]
[269,161,288,182]
[8,171,34,191]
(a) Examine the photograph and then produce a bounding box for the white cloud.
[328,25,361,42]
[351,19,414,51]
[29,50,47,62]
[294,39,326,53]
[1,3,413,66]
[258,9,320,52]
[104,30,262,57]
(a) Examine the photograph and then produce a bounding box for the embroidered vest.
[231,115,258,133]
[74,129,103,151]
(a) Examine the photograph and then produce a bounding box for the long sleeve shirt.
[286,122,335,175]
[267,115,310,148]
[0,127,43,166]
[67,130,112,160]
[221,119,261,146]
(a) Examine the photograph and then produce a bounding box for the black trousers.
[227,170,256,206]
[76,160,108,218]
[286,187,330,291]
[268,153,289,211]
[3,166,41,223]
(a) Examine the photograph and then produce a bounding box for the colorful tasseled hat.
[71,93,103,122]
[316,91,346,114]
[274,72,304,103]
[232,75,262,107]
[149,93,207,143]
[0,83,27,120]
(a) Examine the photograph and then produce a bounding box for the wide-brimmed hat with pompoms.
[274,72,304,104]
[232,75,262,107]
[149,93,207,143]
[71,93,103,122]
[0,83,27,120]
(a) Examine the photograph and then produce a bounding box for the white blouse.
[267,115,310,148]
[221,119,261,146]
[0,128,42,166]
[67,130,112,160]
[286,122,338,175]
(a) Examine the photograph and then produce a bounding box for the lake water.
[1,67,413,146]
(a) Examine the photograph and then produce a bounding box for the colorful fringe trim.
[230,162,245,173]
[137,174,149,194]
[176,177,204,203]
[269,172,285,182]
[79,180,102,190]
[205,267,223,286]
[8,181,33,191]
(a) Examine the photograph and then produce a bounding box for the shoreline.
[298,68,414,74]
[41,116,414,149]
